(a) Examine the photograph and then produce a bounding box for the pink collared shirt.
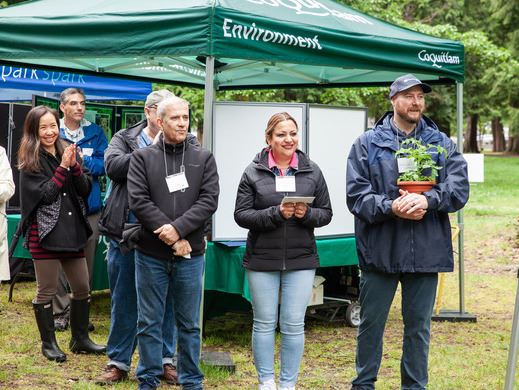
[268,149,298,176]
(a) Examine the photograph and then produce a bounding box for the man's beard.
[400,110,422,125]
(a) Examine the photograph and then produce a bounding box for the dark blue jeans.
[135,250,204,390]
[352,271,438,390]
[106,240,177,372]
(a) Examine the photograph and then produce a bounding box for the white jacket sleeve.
[0,147,14,205]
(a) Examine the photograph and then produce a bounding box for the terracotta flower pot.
[397,181,435,194]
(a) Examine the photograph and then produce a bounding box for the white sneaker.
[279,386,295,390]
[259,378,277,390]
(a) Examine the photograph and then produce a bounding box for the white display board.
[463,153,484,183]
[212,102,306,241]
[308,105,367,237]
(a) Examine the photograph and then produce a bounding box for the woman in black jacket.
[18,106,105,363]
[234,112,332,390]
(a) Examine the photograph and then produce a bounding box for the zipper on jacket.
[172,144,176,222]
[283,206,287,271]
[256,160,307,272]
[410,223,415,271]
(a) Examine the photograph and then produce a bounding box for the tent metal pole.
[202,56,215,151]
[200,56,235,371]
[456,82,466,314]
[432,82,476,323]
[505,269,519,389]
[200,55,215,336]
[200,56,215,357]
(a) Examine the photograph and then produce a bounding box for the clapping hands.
[60,143,80,169]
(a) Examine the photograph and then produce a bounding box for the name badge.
[397,157,417,173]
[165,172,189,193]
[275,176,296,192]
[82,147,94,157]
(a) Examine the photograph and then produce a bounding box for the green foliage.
[488,0,519,52]
[337,0,404,22]
[395,138,447,181]
[0,0,26,7]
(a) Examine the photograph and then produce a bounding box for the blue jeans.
[246,268,315,388]
[106,240,177,372]
[135,250,204,390]
[352,271,438,390]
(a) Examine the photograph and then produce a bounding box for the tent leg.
[432,82,476,323]
[202,56,215,151]
[504,269,519,390]
[200,56,235,372]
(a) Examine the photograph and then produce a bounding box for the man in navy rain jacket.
[346,74,469,390]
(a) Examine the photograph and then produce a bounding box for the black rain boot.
[33,301,67,362]
[69,298,106,354]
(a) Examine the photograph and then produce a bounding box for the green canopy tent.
[0,0,470,319]
[0,0,465,140]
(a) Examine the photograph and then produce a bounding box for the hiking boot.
[95,365,128,384]
[162,363,178,385]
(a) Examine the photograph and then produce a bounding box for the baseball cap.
[389,74,432,98]
[145,89,175,108]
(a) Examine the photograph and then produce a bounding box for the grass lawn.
[1,154,518,389]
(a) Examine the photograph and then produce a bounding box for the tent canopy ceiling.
[0,0,464,90]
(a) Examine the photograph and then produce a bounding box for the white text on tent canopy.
[222,19,322,50]
[418,50,461,69]
[245,0,373,24]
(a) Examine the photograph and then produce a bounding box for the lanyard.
[162,136,186,192]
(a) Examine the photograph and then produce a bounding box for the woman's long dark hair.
[17,105,64,172]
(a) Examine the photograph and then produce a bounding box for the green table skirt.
[204,237,358,301]
[8,214,358,299]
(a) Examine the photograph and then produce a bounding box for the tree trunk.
[491,117,506,152]
[463,113,479,153]
[507,135,519,153]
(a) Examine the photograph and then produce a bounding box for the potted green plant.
[395,138,448,194]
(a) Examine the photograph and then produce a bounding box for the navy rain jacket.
[346,112,469,273]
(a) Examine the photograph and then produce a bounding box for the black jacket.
[98,120,144,240]
[234,149,332,271]
[127,135,219,260]
[20,150,92,251]
[346,112,469,273]
[98,120,199,241]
